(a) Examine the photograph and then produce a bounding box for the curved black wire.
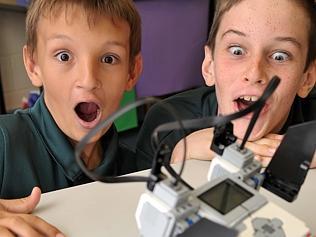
[75,96,188,184]
[151,76,280,186]
[239,76,280,149]
[75,97,160,183]
[75,76,280,187]
[149,102,188,186]
[152,76,280,145]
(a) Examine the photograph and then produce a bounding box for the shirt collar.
[29,94,120,181]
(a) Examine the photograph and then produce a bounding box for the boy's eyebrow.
[47,34,73,42]
[273,36,302,49]
[47,34,127,48]
[221,30,302,49]
[221,29,247,39]
[103,40,127,49]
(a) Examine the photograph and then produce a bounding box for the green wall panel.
[114,89,138,132]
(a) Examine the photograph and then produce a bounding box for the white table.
[34,160,316,236]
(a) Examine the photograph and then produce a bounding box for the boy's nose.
[77,61,101,90]
[243,76,266,85]
[243,57,268,85]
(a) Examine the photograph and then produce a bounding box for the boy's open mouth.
[75,102,100,123]
[235,95,258,111]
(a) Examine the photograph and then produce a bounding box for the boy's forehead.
[39,4,125,30]
[220,0,311,23]
[36,4,131,39]
[35,5,131,53]
[218,0,310,36]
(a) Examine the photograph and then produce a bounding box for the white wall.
[0,8,36,111]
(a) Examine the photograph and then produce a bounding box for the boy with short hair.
[0,0,142,222]
[0,0,142,234]
[136,0,316,169]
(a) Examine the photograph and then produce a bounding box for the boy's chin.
[67,130,104,144]
[233,123,265,142]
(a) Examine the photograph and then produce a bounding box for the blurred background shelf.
[0,4,25,12]
[0,0,28,12]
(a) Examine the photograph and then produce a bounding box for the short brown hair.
[207,0,316,71]
[26,0,141,64]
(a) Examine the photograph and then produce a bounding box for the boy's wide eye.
[101,55,117,64]
[228,46,245,56]
[56,52,71,62]
[271,52,289,62]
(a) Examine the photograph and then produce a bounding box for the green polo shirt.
[0,95,137,199]
[135,86,316,170]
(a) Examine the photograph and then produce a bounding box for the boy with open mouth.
[0,0,142,235]
[136,0,316,169]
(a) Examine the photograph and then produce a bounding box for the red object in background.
[21,91,40,109]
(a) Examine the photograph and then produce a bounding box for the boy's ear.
[297,61,316,98]
[125,53,143,91]
[202,46,215,86]
[23,45,43,87]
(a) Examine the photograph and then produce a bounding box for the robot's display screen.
[198,179,253,215]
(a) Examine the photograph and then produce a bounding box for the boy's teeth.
[239,96,259,102]
[250,96,259,101]
[244,96,251,101]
